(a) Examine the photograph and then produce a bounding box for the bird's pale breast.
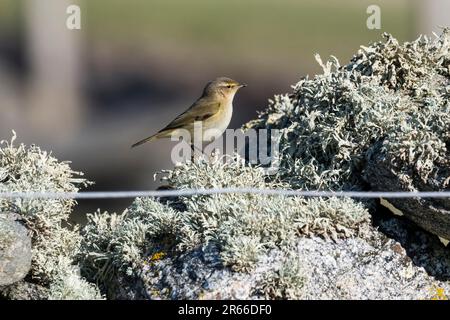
[202,101,233,141]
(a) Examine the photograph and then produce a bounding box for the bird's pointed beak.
[238,83,247,88]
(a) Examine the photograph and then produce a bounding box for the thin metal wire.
[0,188,450,199]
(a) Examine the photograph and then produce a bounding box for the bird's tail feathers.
[131,133,159,148]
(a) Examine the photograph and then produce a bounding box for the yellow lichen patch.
[143,251,167,268]
[380,198,404,216]
[429,287,448,300]
[150,251,166,262]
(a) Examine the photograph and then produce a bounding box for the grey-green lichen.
[255,253,306,299]
[245,29,450,191]
[0,132,102,300]
[3,29,450,300]
[75,30,449,299]
[78,208,157,297]
[78,155,369,298]
[47,256,103,300]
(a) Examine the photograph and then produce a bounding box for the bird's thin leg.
[190,143,204,160]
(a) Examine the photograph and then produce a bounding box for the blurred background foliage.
[0,0,446,220]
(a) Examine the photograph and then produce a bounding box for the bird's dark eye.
[227,85,232,88]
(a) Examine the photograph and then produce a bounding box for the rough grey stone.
[0,281,49,300]
[365,147,450,240]
[0,215,32,286]
[136,211,450,300]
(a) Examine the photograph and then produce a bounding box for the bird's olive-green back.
[158,96,222,133]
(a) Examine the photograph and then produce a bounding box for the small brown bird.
[132,77,246,148]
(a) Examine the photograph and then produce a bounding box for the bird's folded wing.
[160,99,222,131]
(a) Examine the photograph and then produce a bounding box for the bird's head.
[203,77,247,100]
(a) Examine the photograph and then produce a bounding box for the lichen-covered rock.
[0,215,32,286]
[78,155,370,299]
[365,146,450,240]
[78,154,449,300]
[78,156,450,299]
[294,215,450,300]
[245,29,450,239]
[0,133,102,300]
[0,280,49,300]
[143,214,450,300]
[78,30,450,300]
[4,30,450,300]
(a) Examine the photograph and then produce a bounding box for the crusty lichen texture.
[245,29,450,192]
[77,30,450,299]
[2,29,449,300]
[0,133,102,300]
[78,155,369,299]
[255,254,306,300]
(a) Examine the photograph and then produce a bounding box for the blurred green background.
[0,0,447,220]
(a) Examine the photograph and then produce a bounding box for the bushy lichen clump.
[79,155,369,298]
[255,254,306,299]
[245,30,450,191]
[0,133,102,300]
[4,30,449,300]
[78,208,162,297]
